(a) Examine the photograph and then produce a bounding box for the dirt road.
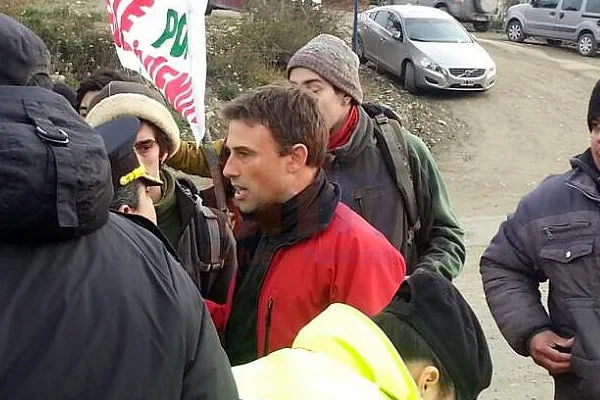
[432,35,600,399]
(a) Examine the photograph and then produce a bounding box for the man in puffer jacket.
[481,79,600,399]
[0,13,238,400]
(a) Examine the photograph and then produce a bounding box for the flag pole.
[352,0,359,52]
[187,0,210,143]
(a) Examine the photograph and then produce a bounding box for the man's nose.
[222,155,238,178]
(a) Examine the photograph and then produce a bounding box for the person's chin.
[233,200,257,214]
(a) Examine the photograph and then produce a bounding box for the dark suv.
[205,0,247,14]
[370,0,498,31]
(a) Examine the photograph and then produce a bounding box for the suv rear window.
[535,0,558,8]
[586,0,600,12]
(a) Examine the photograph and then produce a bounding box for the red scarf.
[328,105,359,151]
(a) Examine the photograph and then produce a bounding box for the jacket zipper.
[355,195,364,215]
[544,221,590,240]
[263,298,274,356]
[255,236,304,358]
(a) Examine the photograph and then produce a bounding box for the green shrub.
[207,0,343,96]
[0,0,31,16]
[4,1,346,141]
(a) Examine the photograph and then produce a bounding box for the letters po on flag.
[104,0,208,142]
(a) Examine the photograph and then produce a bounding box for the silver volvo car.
[357,5,497,93]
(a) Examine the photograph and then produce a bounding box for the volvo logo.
[459,69,477,78]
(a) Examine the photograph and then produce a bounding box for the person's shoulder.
[108,212,166,248]
[234,348,389,400]
[404,132,435,160]
[508,172,571,225]
[521,172,569,205]
[104,213,184,278]
[379,126,436,172]
[102,213,203,307]
[327,203,394,246]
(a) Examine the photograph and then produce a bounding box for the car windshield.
[405,18,473,43]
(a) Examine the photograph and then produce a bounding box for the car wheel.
[404,61,420,95]
[507,20,525,43]
[473,21,491,32]
[546,38,561,46]
[356,37,368,64]
[578,32,597,57]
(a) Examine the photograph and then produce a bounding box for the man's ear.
[417,366,441,398]
[118,204,132,215]
[339,92,352,106]
[159,151,169,166]
[286,143,309,173]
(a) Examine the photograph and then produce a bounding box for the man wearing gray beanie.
[167,33,465,280]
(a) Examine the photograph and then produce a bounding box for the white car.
[357,5,497,93]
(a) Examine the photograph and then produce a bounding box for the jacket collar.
[292,304,420,400]
[329,106,374,161]
[567,149,600,202]
[240,170,340,239]
[114,212,181,261]
[571,149,600,181]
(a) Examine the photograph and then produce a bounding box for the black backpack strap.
[194,196,224,272]
[202,142,228,215]
[197,203,223,271]
[372,113,421,244]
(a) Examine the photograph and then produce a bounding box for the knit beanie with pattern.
[287,34,363,104]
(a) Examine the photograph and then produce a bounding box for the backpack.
[177,176,227,274]
[362,103,421,246]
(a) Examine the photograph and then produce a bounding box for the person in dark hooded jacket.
[481,78,600,399]
[0,13,238,400]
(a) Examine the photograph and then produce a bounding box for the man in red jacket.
[219,84,406,366]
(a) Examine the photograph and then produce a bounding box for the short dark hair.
[220,84,328,168]
[111,181,141,211]
[52,82,78,109]
[373,312,454,396]
[76,69,128,109]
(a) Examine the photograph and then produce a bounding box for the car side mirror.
[392,31,403,41]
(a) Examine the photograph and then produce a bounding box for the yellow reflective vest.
[233,303,421,400]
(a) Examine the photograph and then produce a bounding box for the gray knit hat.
[287,34,363,104]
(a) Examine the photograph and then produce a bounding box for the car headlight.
[420,58,443,74]
[488,65,497,75]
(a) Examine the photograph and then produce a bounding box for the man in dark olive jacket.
[0,13,238,400]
